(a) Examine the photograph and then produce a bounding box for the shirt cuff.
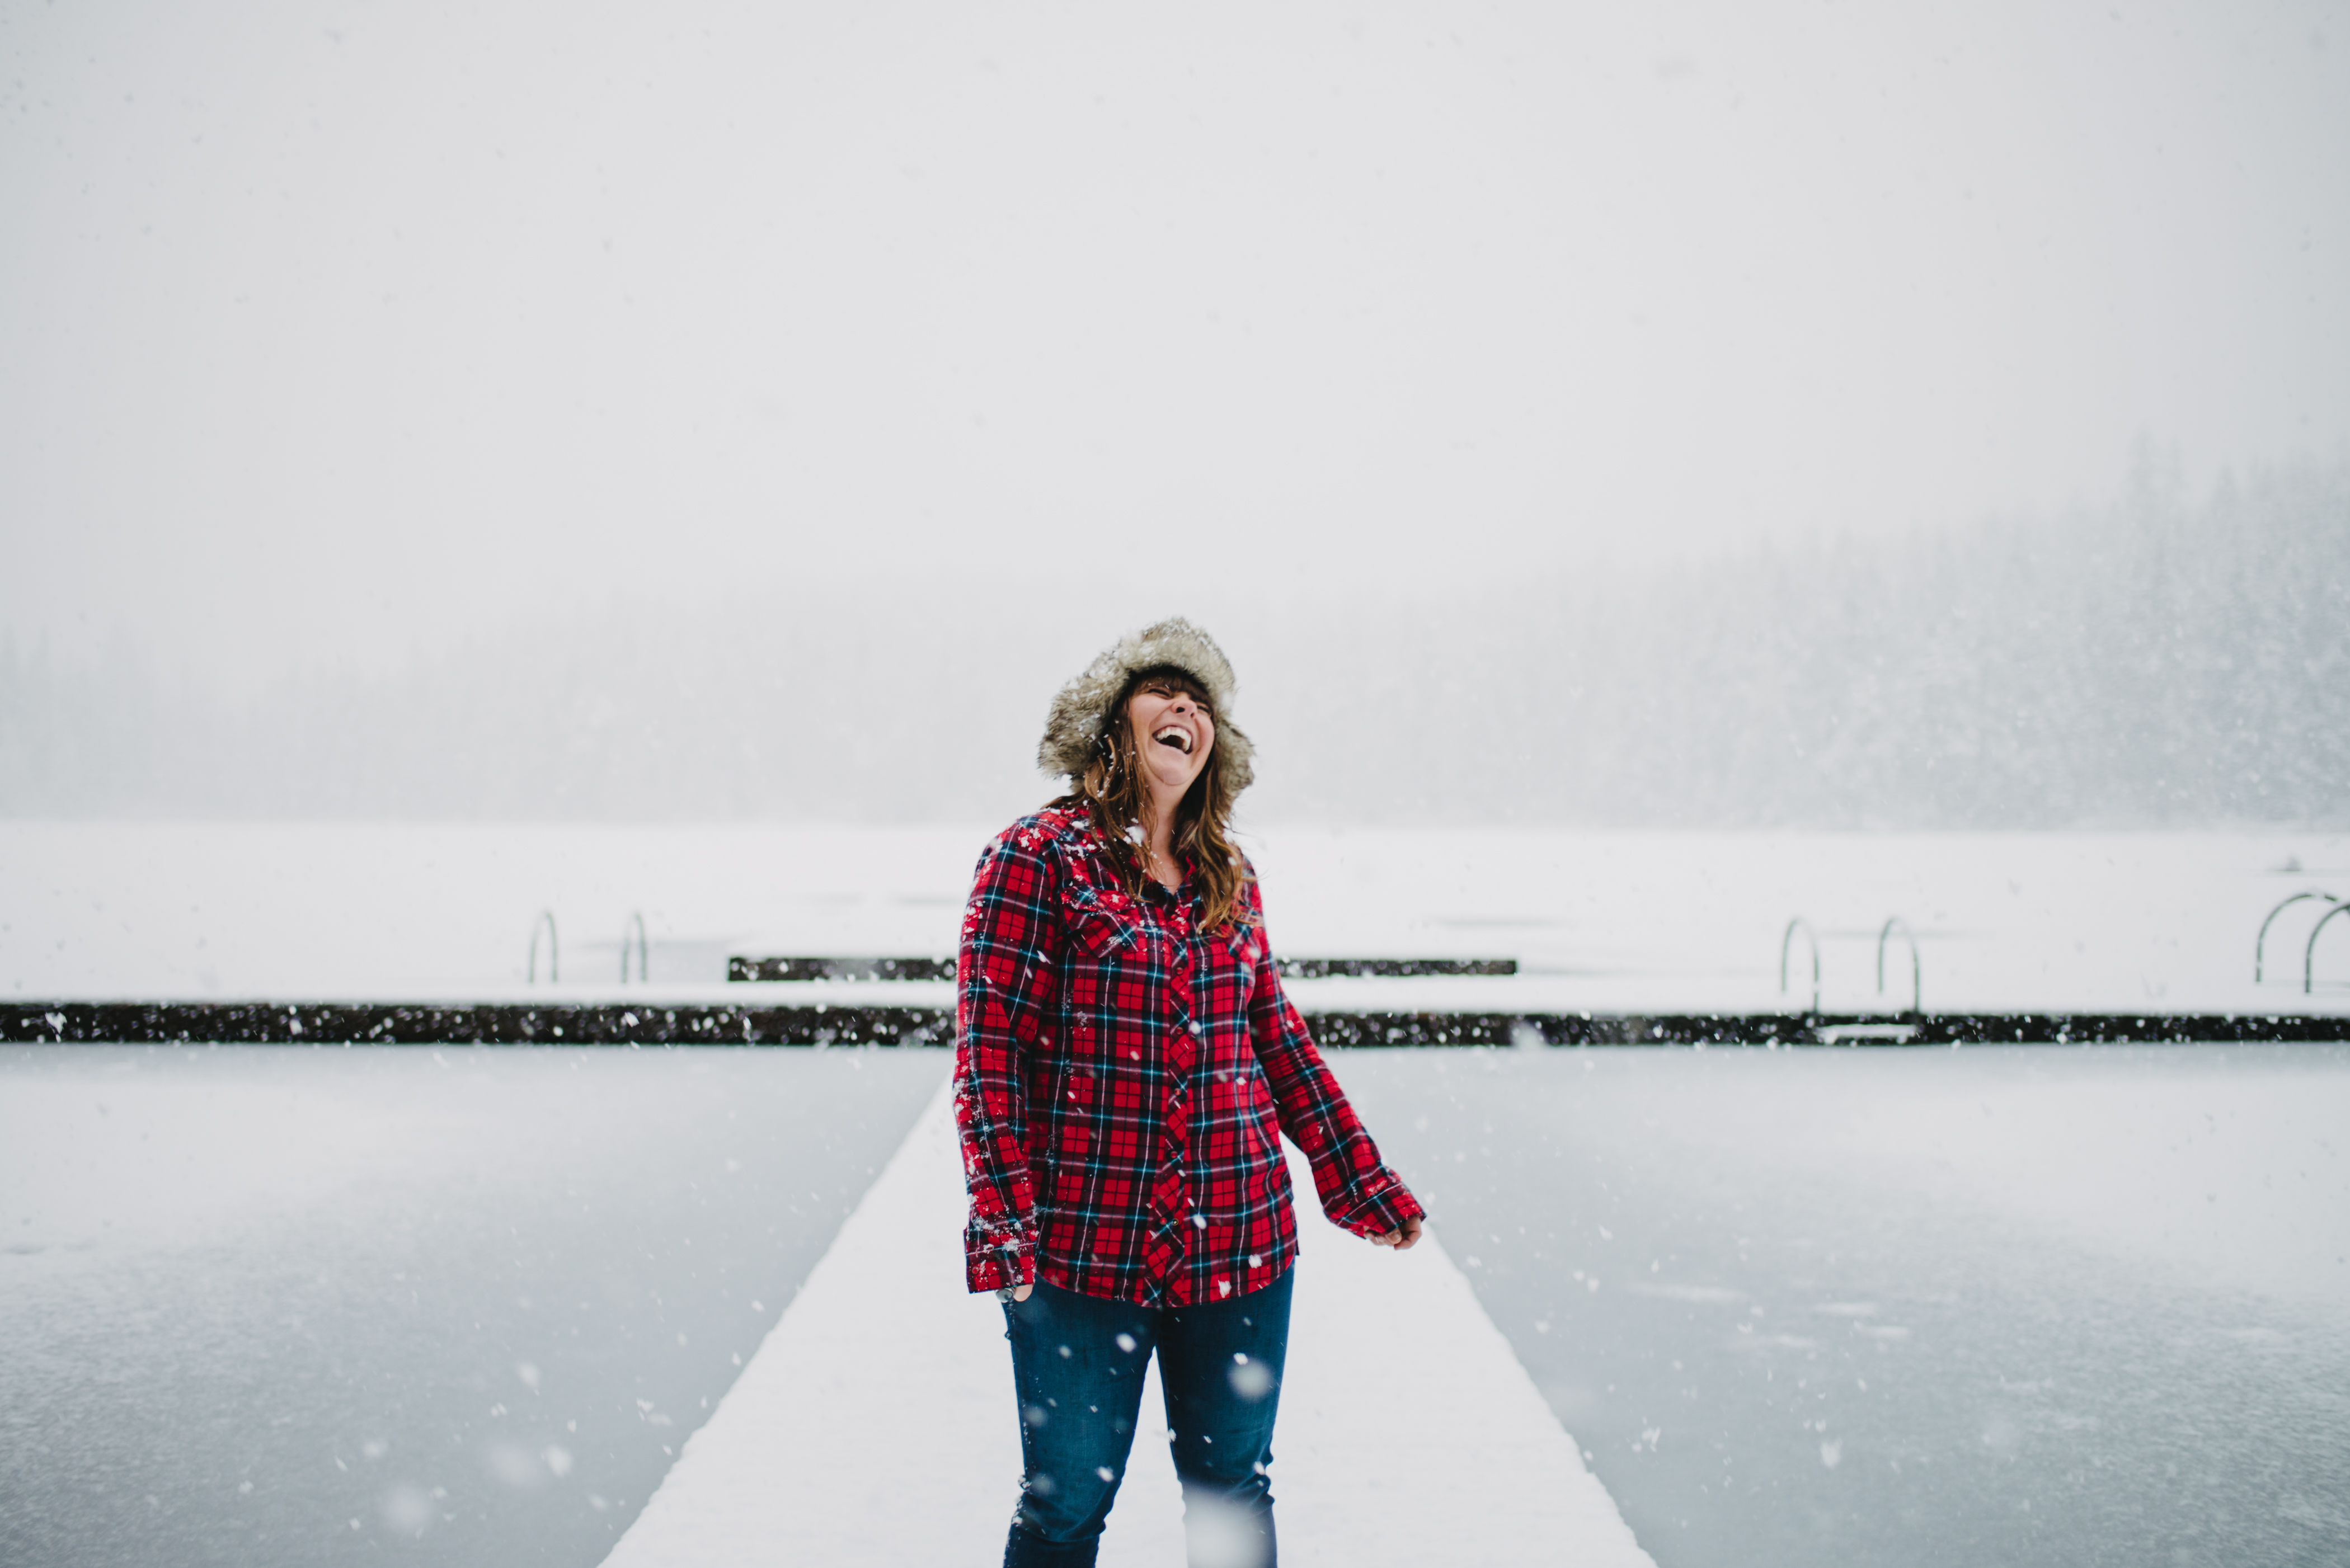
[1326,1169,1425,1240]
[965,1219,1037,1294]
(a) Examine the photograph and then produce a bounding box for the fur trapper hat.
[1038,618,1255,793]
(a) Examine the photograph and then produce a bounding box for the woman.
[955,618,1425,1568]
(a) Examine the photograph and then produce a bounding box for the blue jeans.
[1001,1269,1293,1568]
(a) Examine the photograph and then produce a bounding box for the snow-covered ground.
[1345,1044,2350,1567]
[605,1078,1653,1568]
[0,1044,944,1568]
[8,820,2346,1563]
[5,1043,2344,1568]
[5,822,2348,1013]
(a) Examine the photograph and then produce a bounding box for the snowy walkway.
[599,1072,1654,1567]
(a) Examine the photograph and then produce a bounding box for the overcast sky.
[4,0,2346,690]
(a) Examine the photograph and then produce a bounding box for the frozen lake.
[4,1043,2345,1567]
[1341,1045,2350,1568]
[0,1046,943,1567]
[7,823,2348,1015]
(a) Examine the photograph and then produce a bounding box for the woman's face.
[1124,675,1216,802]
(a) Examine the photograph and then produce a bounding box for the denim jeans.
[1001,1269,1294,1568]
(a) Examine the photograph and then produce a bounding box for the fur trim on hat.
[1037,618,1255,793]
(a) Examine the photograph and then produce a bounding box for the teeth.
[1155,726,1190,752]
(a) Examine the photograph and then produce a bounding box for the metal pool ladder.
[528,910,559,985]
[619,911,650,984]
[2255,890,2343,993]
[1782,916,1923,1014]
[1780,918,1820,1013]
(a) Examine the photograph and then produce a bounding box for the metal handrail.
[2257,890,2338,983]
[1780,917,1820,1014]
[620,911,650,984]
[528,910,559,985]
[2307,902,2350,995]
[1877,916,1921,1015]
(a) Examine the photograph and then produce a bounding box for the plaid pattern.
[955,807,1423,1307]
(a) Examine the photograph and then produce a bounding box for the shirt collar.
[1143,861,1198,912]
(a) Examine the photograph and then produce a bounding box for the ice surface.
[1336,1046,2350,1567]
[0,1045,941,1568]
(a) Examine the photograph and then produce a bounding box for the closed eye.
[1141,683,1209,715]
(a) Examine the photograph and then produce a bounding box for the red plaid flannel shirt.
[954,806,1423,1307]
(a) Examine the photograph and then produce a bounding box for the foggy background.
[4,1,2347,827]
[7,449,2347,826]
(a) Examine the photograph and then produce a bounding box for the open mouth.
[1153,726,1193,755]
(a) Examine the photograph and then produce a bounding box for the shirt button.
[1187,1020,1202,1035]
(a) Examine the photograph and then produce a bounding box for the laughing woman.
[955,619,1425,1568]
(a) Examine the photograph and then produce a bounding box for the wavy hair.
[1049,667,1249,933]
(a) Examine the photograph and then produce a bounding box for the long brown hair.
[1049,667,1250,933]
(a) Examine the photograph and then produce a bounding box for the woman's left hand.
[1373,1215,1424,1251]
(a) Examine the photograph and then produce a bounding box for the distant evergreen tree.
[3,459,2344,828]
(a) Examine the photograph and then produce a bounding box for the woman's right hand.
[1010,1283,1035,1302]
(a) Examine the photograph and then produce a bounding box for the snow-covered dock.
[10,998,2348,1046]
[601,1078,1655,1568]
